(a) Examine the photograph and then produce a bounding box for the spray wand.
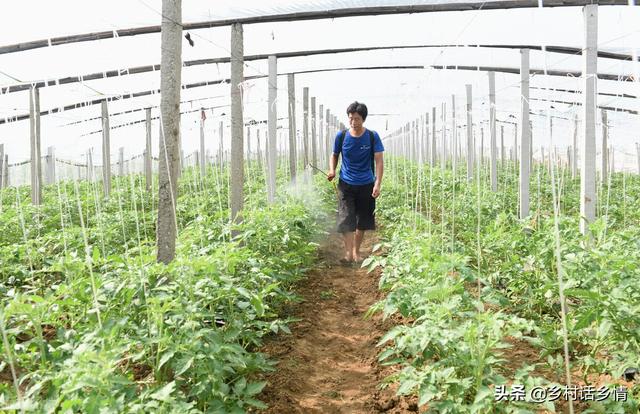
[306,163,339,200]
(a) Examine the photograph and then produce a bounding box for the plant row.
[366,158,639,413]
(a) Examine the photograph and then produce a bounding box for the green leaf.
[234,377,247,394]
[397,379,418,395]
[92,246,100,262]
[251,296,265,317]
[244,398,268,409]
[1,399,37,411]
[378,348,396,362]
[236,287,252,299]
[246,381,267,396]
[362,256,375,268]
[378,326,403,346]
[598,319,612,337]
[175,357,194,376]
[565,288,600,301]
[158,350,175,370]
[473,385,492,404]
[150,381,175,402]
[418,387,436,406]
[574,308,597,330]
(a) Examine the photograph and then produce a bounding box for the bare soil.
[254,228,637,414]
[257,231,420,413]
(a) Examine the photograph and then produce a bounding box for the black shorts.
[337,179,376,233]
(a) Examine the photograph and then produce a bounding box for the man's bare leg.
[342,232,355,261]
[354,229,365,261]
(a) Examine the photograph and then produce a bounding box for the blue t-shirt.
[333,128,384,185]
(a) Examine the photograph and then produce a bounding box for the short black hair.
[346,101,368,121]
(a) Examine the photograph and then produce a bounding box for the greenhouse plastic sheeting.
[1,1,639,166]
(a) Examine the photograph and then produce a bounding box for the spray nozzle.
[306,163,329,177]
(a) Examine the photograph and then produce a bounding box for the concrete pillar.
[417,119,422,162]
[2,154,7,188]
[580,4,598,234]
[513,123,518,163]
[489,71,497,192]
[416,119,421,162]
[548,120,554,175]
[401,124,407,159]
[145,108,153,191]
[451,95,457,174]
[267,56,277,203]
[287,74,297,179]
[480,127,485,166]
[302,87,309,167]
[46,146,55,184]
[417,122,421,163]
[325,109,331,167]
[0,144,4,188]
[609,147,614,175]
[572,113,578,179]
[246,126,251,161]
[636,143,640,174]
[601,110,608,184]
[200,110,207,178]
[87,148,94,182]
[431,106,437,166]
[101,100,112,198]
[409,123,413,160]
[500,125,505,167]
[230,22,244,222]
[218,120,224,173]
[425,112,430,164]
[529,121,533,174]
[311,97,317,169]
[118,147,125,176]
[441,102,447,170]
[466,84,473,182]
[256,129,263,172]
[519,49,531,219]
[319,103,325,167]
[156,0,182,264]
[29,87,42,205]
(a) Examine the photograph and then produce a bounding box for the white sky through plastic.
[1,1,639,174]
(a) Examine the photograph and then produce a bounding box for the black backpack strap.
[369,130,375,174]
[337,130,347,156]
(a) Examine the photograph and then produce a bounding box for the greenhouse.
[1,0,640,412]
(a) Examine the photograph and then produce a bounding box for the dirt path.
[257,231,417,413]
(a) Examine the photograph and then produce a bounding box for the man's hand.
[327,170,336,181]
[372,182,381,198]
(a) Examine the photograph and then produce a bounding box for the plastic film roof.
[1,1,639,169]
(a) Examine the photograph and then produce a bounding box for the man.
[327,101,384,264]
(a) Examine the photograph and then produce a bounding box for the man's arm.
[372,152,383,198]
[327,153,339,181]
